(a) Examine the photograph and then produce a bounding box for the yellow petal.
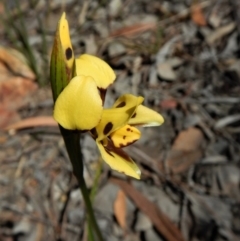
[94,94,143,141]
[54,75,103,130]
[96,141,141,179]
[128,105,164,127]
[59,12,74,69]
[50,12,74,101]
[75,54,116,89]
[110,125,141,148]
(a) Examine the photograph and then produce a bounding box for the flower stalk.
[60,127,104,241]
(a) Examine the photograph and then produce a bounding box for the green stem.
[60,126,104,241]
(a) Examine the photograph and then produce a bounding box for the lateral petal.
[110,125,141,148]
[95,94,143,141]
[128,105,164,127]
[97,140,141,179]
[54,75,103,130]
[75,54,116,89]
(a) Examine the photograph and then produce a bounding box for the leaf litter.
[1,0,240,241]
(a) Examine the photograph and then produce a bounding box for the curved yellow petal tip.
[75,54,116,89]
[128,105,164,127]
[54,75,103,130]
[58,12,74,69]
[97,141,141,179]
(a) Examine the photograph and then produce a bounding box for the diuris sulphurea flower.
[52,13,164,179]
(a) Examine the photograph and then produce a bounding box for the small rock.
[148,67,158,87]
[108,0,122,17]
[135,212,152,231]
[68,208,84,225]
[94,183,119,214]
[84,35,98,55]
[157,62,177,81]
[209,11,221,28]
[166,57,183,68]
[94,22,109,38]
[13,218,31,235]
[156,189,180,223]
[114,73,132,95]
[108,42,126,57]
[145,228,164,241]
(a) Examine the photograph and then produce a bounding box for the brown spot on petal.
[116,101,126,108]
[123,136,126,139]
[65,47,72,60]
[131,113,137,118]
[104,122,113,135]
[126,127,133,132]
[106,140,133,163]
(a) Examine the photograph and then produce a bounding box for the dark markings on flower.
[99,88,106,104]
[104,147,114,157]
[104,122,113,135]
[116,101,126,108]
[131,113,137,118]
[106,140,132,163]
[127,128,133,132]
[119,140,136,148]
[91,128,98,139]
[65,47,72,60]
[123,135,126,139]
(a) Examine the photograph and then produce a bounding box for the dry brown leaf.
[172,127,204,151]
[206,22,236,45]
[160,99,178,110]
[4,116,57,131]
[0,62,11,82]
[191,4,207,26]
[166,127,204,174]
[114,189,127,230]
[111,178,185,241]
[0,47,35,80]
[0,77,37,111]
[110,23,156,38]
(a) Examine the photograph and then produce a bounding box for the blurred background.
[0,0,240,240]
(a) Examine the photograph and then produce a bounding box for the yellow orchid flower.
[90,94,164,179]
[53,52,164,179]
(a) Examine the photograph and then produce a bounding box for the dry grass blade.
[111,178,185,241]
[0,47,35,80]
[4,116,57,131]
[110,23,156,38]
[206,22,236,45]
[214,114,240,129]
